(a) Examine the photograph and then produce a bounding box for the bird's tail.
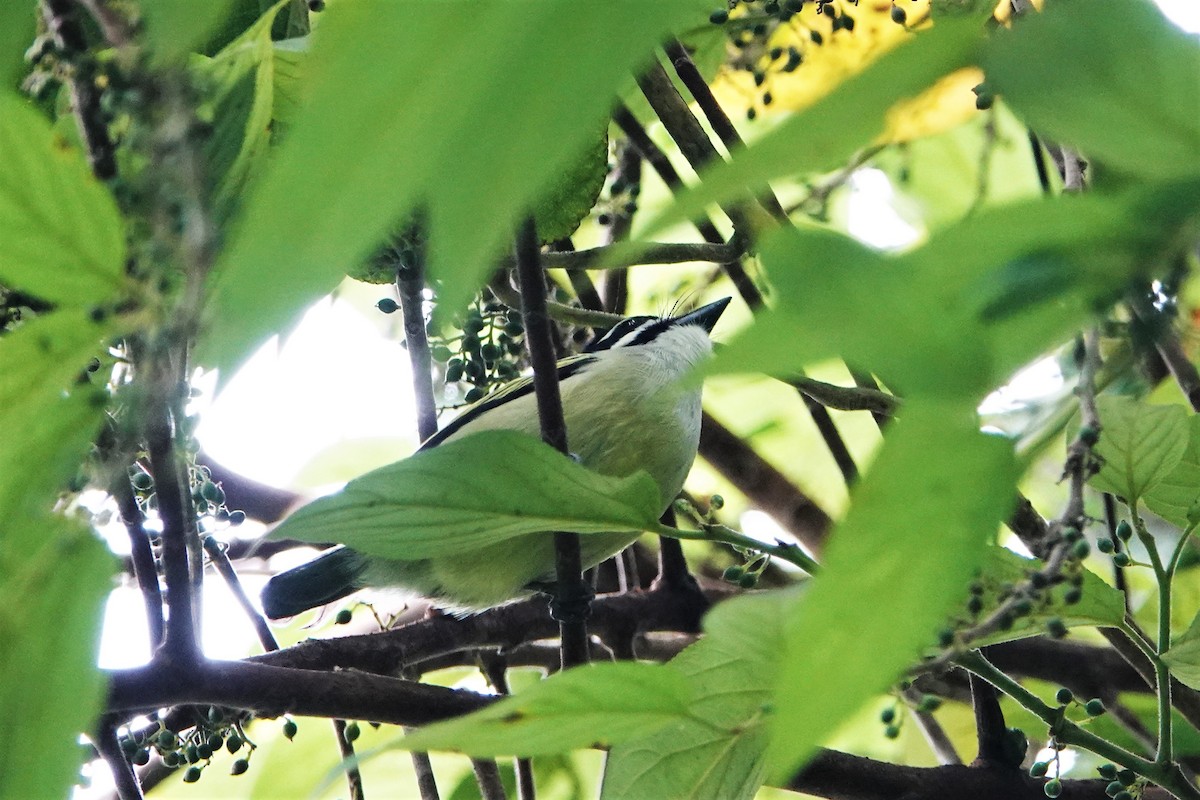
[261,546,367,619]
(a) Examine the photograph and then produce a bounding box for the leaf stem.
[658,523,820,576]
[956,650,1200,800]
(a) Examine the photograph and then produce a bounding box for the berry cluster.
[118,709,255,783]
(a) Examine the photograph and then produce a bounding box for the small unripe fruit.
[183,767,202,783]
[283,720,298,740]
[1029,761,1049,777]
[1085,698,1106,716]
[344,722,361,743]
[335,609,352,625]
[1113,552,1132,568]
[890,4,906,24]
[1044,779,1062,798]
[1054,687,1073,705]
[231,759,250,776]
[1116,521,1132,540]
[376,298,399,314]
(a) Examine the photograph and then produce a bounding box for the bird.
[260,296,731,617]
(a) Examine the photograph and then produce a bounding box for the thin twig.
[202,536,277,652]
[968,674,1008,766]
[489,279,624,329]
[791,376,899,416]
[471,759,508,800]
[395,221,439,442]
[515,217,590,669]
[97,717,144,800]
[114,475,164,648]
[510,240,742,271]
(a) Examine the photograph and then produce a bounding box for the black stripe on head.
[419,355,596,450]
[586,316,658,353]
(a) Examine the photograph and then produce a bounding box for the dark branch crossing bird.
[260,297,731,616]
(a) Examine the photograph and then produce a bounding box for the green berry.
[1113,552,1132,568]
[1054,687,1073,706]
[1113,792,1132,800]
[1029,761,1049,777]
[162,751,180,767]
[133,748,150,766]
[1078,425,1100,446]
[228,510,246,525]
[709,8,729,24]
[722,566,744,582]
[1097,538,1114,553]
[132,472,153,490]
[446,363,464,382]
[1116,521,1132,541]
[196,744,212,759]
[1097,764,1118,780]
[937,628,954,647]
[183,766,202,783]
[376,299,399,316]
[283,720,298,740]
[464,387,486,403]
[917,695,941,713]
[1085,698,1106,716]
[1106,781,1124,797]
[1063,587,1083,605]
[966,595,984,614]
[1117,769,1135,784]
[1044,779,1062,798]
[335,608,353,625]
[227,735,243,754]
[1046,618,1068,638]
[1062,526,1081,543]
[890,4,906,24]
[884,724,900,739]
[1071,539,1090,559]
[430,345,453,363]
[737,573,758,589]
[231,758,250,776]
[880,707,896,724]
[157,730,177,750]
[344,722,361,743]
[185,744,199,763]
[710,494,725,510]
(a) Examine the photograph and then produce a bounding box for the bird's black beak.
[675,297,731,333]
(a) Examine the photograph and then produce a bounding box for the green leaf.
[532,129,608,244]
[0,95,126,305]
[949,547,1126,650]
[1088,396,1188,504]
[0,516,114,800]
[767,402,1017,782]
[271,37,308,124]
[1145,415,1200,529]
[0,7,36,90]
[140,0,243,63]
[0,310,114,519]
[202,0,710,377]
[709,184,1199,397]
[984,0,1200,180]
[396,662,693,756]
[602,590,800,800]
[645,14,987,235]
[267,430,664,559]
[1164,606,1200,690]
[199,1,286,216]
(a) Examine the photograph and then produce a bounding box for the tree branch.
[515,217,590,669]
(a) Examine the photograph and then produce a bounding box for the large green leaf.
[984,0,1200,180]
[645,13,988,235]
[140,0,242,63]
[0,95,126,305]
[395,662,693,757]
[0,515,114,800]
[1088,396,1188,504]
[767,402,1017,782]
[267,431,665,559]
[708,184,1200,397]
[602,590,801,800]
[946,546,1126,650]
[1145,415,1200,529]
[201,0,709,377]
[0,310,114,519]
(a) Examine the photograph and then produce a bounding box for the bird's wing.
[420,354,597,450]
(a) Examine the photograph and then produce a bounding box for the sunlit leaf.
[202,0,709,378]
[0,95,126,305]
[602,590,801,800]
[984,0,1200,180]
[1088,396,1188,504]
[267,431,665,559]
[396,663,693,756]
[767,402,1017,782]
[646,14,987,235]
